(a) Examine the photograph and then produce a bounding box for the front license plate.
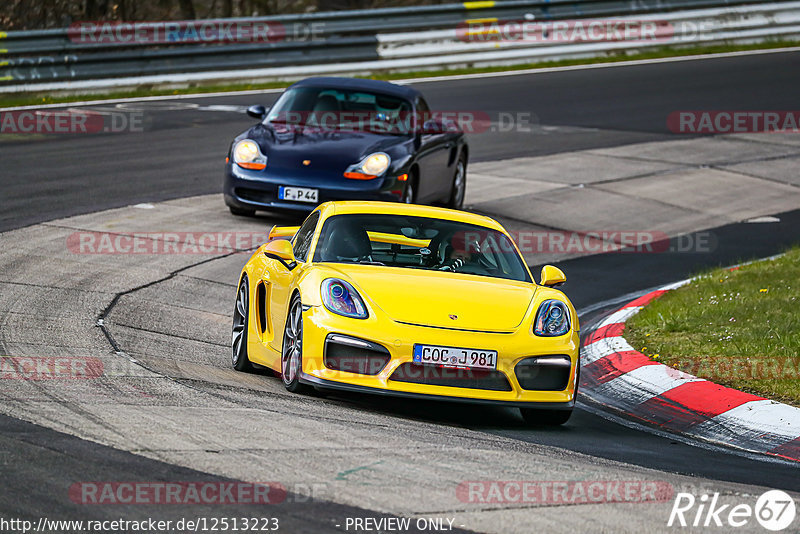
[413,344,498,370]
[279,186,318,203]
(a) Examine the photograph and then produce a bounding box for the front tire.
[447,155,466,209]
[401,177,416,204]
[519,408,572,426]
[231,276,254,372]
[281,294,308,393]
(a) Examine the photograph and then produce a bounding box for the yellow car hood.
[328,264,536,332]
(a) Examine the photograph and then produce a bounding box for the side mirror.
[540,265,566,287]
[264,239,296,268]
[247,105,267,120]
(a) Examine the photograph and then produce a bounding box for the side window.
[291,211,320,262]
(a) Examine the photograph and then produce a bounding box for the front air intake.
[323,334,391,375]
[514,356,572,391]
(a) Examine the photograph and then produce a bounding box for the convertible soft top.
[289,77,421,101]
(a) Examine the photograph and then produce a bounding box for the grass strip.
[626,246,800,406]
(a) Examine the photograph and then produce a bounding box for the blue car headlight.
[533,300,570,337]
[321,278,368,319]
[232,139,267,170]
[344,152,391,180]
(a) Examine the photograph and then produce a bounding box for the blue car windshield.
[312,214,532,283]
[266,87,414,135]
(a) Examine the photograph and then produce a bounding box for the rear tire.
[519,408,572,426]
[231,276,254,372]
[229,206,256,217]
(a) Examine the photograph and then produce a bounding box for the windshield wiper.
[357,260,386,266]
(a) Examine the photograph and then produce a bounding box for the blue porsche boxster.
[223,77,468,216]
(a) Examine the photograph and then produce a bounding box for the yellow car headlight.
[233,139,267,170]
[321,278,368,319]
[533,300,571,337]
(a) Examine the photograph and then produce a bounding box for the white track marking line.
[581,336,637,365]
[0,88,285,112]
[701,400,800,437]
[599,306,642,327]
[687,400,800,451]
[576,399,800,465]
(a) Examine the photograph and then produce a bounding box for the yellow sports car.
[231,201,580,425]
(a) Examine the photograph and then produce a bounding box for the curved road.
[3,49,800,232]
[2,49,800,532]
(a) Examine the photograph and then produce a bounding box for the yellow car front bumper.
[297,305,579,408]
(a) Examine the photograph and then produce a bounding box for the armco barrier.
[0,0,798,93]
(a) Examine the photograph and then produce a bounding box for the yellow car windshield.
[313,214,531,283]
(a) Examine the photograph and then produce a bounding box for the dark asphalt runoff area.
[0,414,470,533]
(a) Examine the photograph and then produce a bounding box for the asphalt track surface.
[0,414,459,533]
[2,50,800,530]
[2,49,800,232]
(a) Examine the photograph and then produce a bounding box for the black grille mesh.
[390,363,512,391]
[324,340,391,376]
[514,357,571,391]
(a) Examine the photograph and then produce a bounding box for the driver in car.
[440,232,482,272]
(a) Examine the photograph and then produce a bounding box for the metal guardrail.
[0,0,797,92]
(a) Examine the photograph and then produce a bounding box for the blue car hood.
[250,123,409,176]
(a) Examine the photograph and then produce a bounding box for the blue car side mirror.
[247,105,267,120]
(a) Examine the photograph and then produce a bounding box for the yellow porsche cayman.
[231,201,580,425]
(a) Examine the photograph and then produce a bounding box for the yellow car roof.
[317,201,504,231]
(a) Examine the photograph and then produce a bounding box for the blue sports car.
[223,77,468,216]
